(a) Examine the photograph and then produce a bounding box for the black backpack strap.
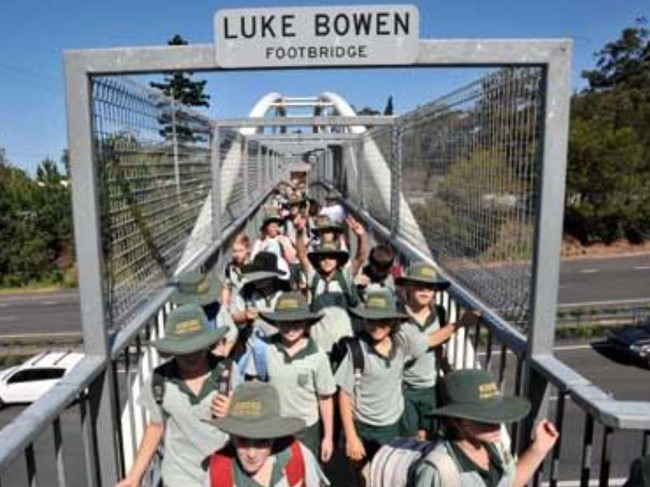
[335,270,360,307]
[151,361,174,406]
[435,304,447,326]
[347,338,365,376]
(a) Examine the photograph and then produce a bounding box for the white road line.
[580,269,598,274]
[0,316,18,322]
[542,478,627,487]
[633,265,650,271]
[560,298,650,308]
[42,301,58,305]
[477,343,609,357]
[0,303,7,308]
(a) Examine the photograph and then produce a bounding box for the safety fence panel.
[248,139,261,200]
[219,128,246,228]
[354,127,393,228]
[398,68,544,325]
[92,77,213,328]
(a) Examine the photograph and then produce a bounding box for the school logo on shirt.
[297,373,310,388]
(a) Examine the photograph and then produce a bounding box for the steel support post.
[171,99,181,203]
[64,54,119,486]
[210,125,222,241]
[519,43,573,452]
[356,142,365,209]
[390,123,402,237]
[257,144,262,197]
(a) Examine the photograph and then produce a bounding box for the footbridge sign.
[215,5,419,68]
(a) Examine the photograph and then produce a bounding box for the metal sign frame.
[64,38,571,485]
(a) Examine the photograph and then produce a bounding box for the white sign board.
[215,5,419,68]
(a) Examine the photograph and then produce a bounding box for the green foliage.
[566,19,650,244]
[0,152,73,288]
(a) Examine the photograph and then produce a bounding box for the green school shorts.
[295,421,322,459]
[354,420,401,460]
[399,384,437,439]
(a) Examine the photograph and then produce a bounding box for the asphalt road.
[0,341,647,486]
[0,255,649,339]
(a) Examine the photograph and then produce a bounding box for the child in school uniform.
[170,271,238,358]
[251,207,296,280]
[207,382,330,487]
[115,304,236,487]
[414,369,559,486]
[294,215,369,357]
[335,288,428,483]
[221,234,251,309]
[255,292,336,462]
[395,262,456,441]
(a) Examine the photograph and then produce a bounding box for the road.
[0,341,647,485]
[0,255,649,338]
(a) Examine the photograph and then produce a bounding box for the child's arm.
[114,422,164,487]
[318,395,334,463]
[514,420,559,487]
[294,216,312,274]
[426,309,479,348]
[347,216,368,276]
[339,389,366,461]
[220,283,231,308]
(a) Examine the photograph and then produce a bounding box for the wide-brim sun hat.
[311,215,344,234]
[169,271,219,306]
[395,262,451,291]
[348,288,408,322]
[241,252,284,286]
[307,242,349,268]
[260,292,323,326]
[429,369,531,424]
[151,304,227,355]
[213,382,306,439]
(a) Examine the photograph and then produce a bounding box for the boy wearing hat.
[414,369,559,486]
[207,382,330,487]
[171,271,238,357]
[335,288,429,480]
[354,245,397,299]
[230,252,288,353]
[284,193,307,242]
[309,215,348,251]
[395,262,456,441]
[253,292,337,462]
[116,304,238,487]
[294,215,369,356]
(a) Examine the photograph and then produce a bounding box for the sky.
[0,0,648,175]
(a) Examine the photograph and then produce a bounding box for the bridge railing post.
[390,122,402,237]
[65,58,120,486]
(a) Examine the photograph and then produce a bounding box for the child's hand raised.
[346,216,365,236]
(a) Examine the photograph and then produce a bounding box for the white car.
[0,351,84,407]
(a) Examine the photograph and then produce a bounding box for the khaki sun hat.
[348,288,408,322]
[151,304,227,355]
[395,262,450,291]
[169,271,219,306]
[307,241,349,268]
[213,382,305,439]
[260,292,323,326]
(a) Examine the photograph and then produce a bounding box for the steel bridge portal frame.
[64,39,571,485]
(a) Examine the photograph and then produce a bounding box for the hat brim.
[213,415,306,440]
[307,250,349,268]
[348,308,408,322]
[243,271,283,284]
[395,276,451,291]
[429,396,530,424]
[312,225,344,234]
[260,310,323,326]
[261,218,284,229]
[151,327,227,355]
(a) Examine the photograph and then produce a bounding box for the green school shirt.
[401,306,442,389]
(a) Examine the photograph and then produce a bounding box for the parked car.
[0,351,84,407]
[606,320,650,368]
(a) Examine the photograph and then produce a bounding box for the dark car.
[606,320,650,368]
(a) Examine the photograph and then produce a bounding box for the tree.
[383,95,394,115]
[566,19,650,244]
[150,35,211,143]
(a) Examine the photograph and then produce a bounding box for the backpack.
[368,438,461,487]
[209,440,305,487]
[151,357,234,407]
[310,270,360,309]
[236,330,269,382]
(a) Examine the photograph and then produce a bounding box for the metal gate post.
[210,124,222,241]
[519,43,572,451]
[64,55,120,487]
[356,141,364,209]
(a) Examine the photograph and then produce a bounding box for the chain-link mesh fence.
[92,77,213,327]
[398,68,544,324]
